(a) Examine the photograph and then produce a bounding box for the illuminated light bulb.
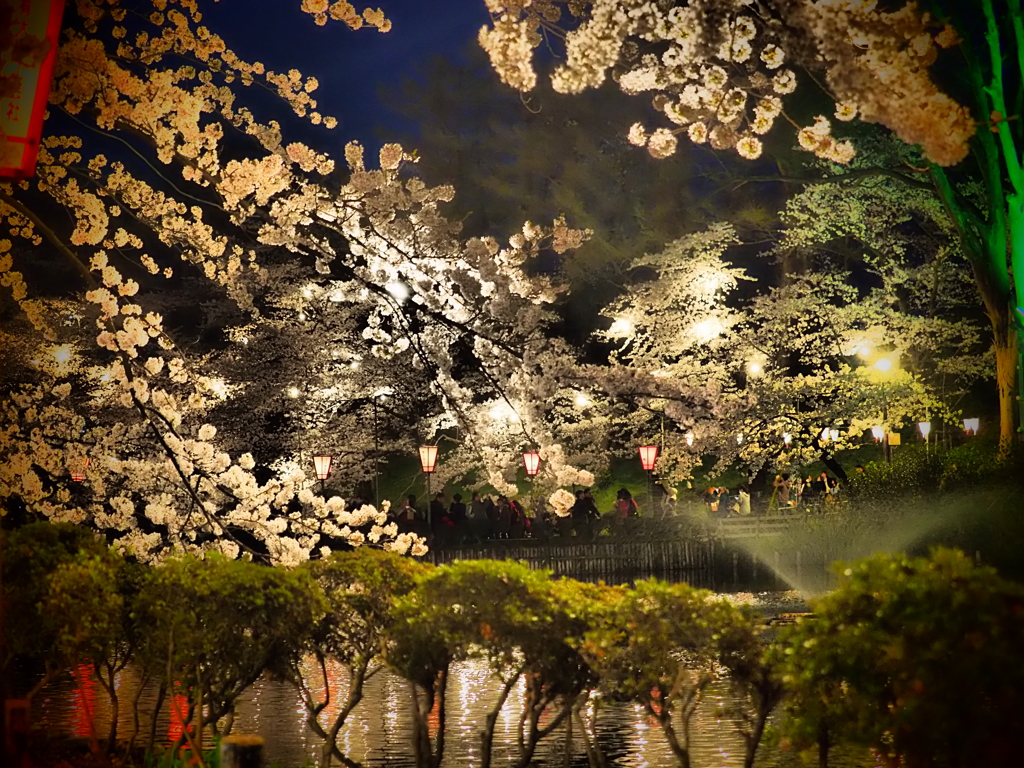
[489,402,519,423]
[685,433,694,447]
[574,392,592,407]
[302,286,313,298]
[736,433,743,444]
[53,345,73,363]
[287,386,300,398]
[298,312,307,321]
[386,281,409,302]
[608,317,634,338]
[690,317,724,343]
[873,357,893,372]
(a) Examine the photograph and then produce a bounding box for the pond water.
[29,592,873,768]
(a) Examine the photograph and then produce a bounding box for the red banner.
[0,0,65,178]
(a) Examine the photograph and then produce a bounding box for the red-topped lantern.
[0,0,65,178]
[69,457,90,482]
[418,445,438,474]
[312,455,333,481]
[522,451,541,477]
[638,445,659,472]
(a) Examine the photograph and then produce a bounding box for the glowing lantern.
[0,0,65,178]
[69,457,90,482]
[418,445,438,474]
[638,445,659,472]
[312,455,332,481]
[522,451,541,477]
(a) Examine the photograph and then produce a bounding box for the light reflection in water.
[33,657,869,767]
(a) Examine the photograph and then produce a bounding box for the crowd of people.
[700,471,846,517]
[383,487,650,544]
[342,468,852,546]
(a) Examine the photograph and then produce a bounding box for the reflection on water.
[30,591,870,767]
[33,660,872,768]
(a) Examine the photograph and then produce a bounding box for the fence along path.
[428,513,834,580]
[431,538,717,578]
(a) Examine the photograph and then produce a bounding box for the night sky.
[200,0,490,155]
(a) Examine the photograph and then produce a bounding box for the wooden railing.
[431,538,717,578]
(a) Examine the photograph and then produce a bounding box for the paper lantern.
[0,0,65,178]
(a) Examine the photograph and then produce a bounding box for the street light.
[418,445,439,526]
[639,445,659,513]
[871,425,885,442]
[313,455,332,491]
[868,354,899,464]
[963,418,979,434]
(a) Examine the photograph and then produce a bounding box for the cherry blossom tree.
[0,0,592,562]
[577,220,982,484]
[478,0,1024,447]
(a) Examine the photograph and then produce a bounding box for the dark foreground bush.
[773,548,1024,768]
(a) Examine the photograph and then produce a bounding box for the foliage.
[0,0,593,564]
[845,443,1021,497]
[134,554,325,747]
[576,578,742,768]
[774,549,1024,768]
[288,548,428,768]
[386,559,595,768]
[1,523,112,682]
[478,0,1024,446]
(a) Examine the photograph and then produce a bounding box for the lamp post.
[871,355,897,464]
[522,450,540,515]
[918,421,931,454]
[418,445,438,526]
[638,445,659,514]
[312,455,332,491]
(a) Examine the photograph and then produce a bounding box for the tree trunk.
[482,671,521,768]
[432,668,448,768]
[148,680,167,751]
[817,721,830,768]
[819,454,847,483]
[992,308,1019,452]
[657,708,691,768]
